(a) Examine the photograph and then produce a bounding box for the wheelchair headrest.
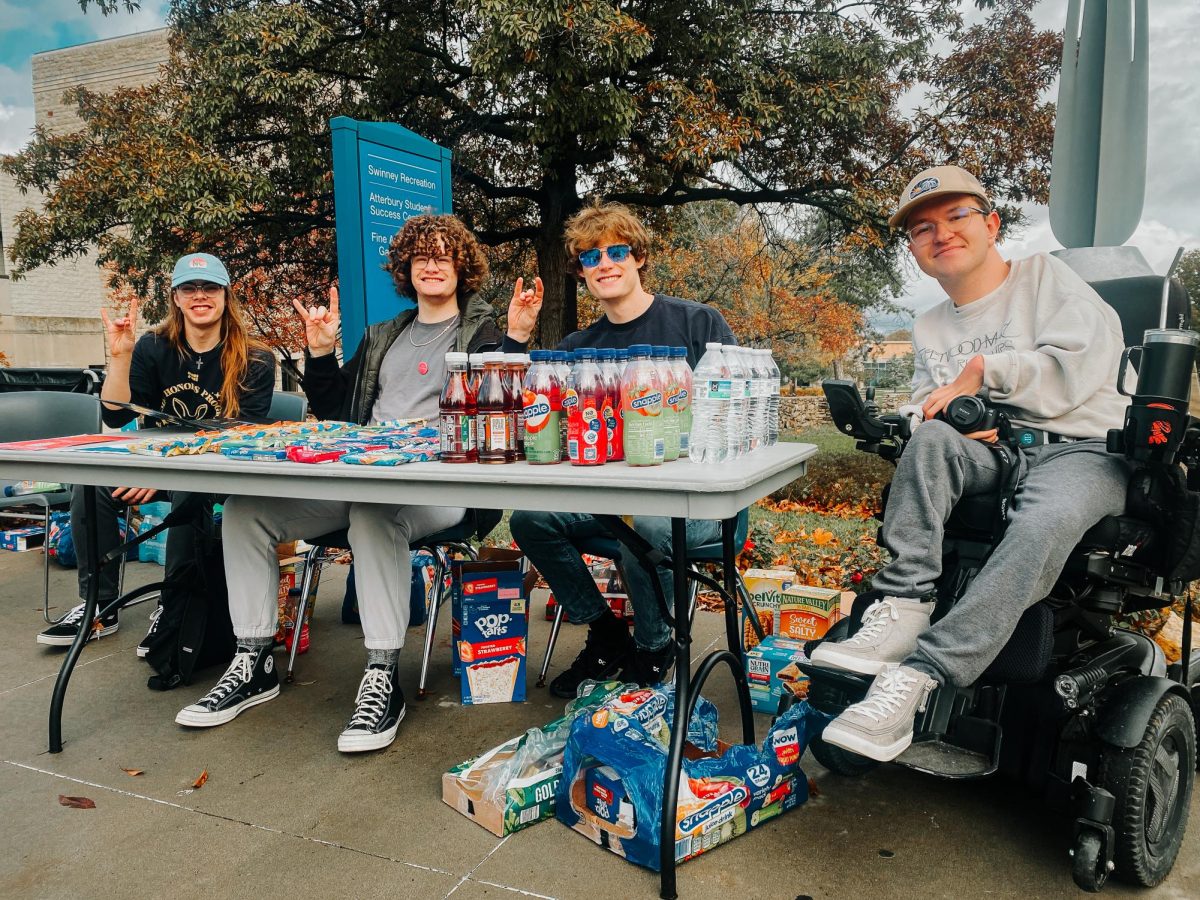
[1089,275,1191,351]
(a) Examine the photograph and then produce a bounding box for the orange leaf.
[811,529,835,546]
[192,769,209,790]
[121,768,144,777]
[58,795,96,809]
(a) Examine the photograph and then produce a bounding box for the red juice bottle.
[505,352,527,461]
[597,348,624,462]
[476,352,513,464]
[439,352,477,463]
[567,348,607,466]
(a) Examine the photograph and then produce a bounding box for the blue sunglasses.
[578,244,633,268]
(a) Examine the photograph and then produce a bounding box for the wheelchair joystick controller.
[1108,328,1200,465]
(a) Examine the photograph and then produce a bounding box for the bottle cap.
[529,349,552,362]
[482,352,505,364]
[705,342,723,350]
[576,348,597,360]
[504,353,525,364]
[628,344,652,355]
[445,352,469,365]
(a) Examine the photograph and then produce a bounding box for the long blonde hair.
[157,285,269,418]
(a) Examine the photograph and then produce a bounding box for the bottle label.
[439,412,475,458]
[667,388,689,409]
[695,379,731,401]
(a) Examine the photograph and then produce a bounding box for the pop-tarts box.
[453,559,527,704]
[1,526,45,552]
[744,635,808,714]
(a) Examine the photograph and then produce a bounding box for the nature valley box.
[740,568,796,649]
[778,585,845,642]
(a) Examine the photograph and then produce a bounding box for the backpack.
[141,495,236,690]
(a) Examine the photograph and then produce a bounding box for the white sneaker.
[810,596,932,675]
[37,603,119,646]
[136,605,163,658]
[821,664,938,762]
[175,646,280,727]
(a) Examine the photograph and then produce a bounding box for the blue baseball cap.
[171,253,231,288]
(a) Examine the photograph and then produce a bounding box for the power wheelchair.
[798,272,1200,892]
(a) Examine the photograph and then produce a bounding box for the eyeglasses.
[412,254,455,270]
[578,244,633,268]
[906,207,989,246]
[177,282,224,298]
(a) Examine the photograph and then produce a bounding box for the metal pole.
[49,484,99,752]
[659,516,690,899]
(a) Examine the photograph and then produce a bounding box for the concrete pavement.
[1,549,1197,899]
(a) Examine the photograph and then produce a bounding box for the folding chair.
[0,392,102,622]
[536,508,756,687]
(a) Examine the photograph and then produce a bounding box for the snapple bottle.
[670,346,693,458]
[597,348,623,462]
[476,352,513,464]
[653,345,680,461]
[522,350,562,464]
[567,348,607,466]
[621,344,665,466]
[439,352,477,463]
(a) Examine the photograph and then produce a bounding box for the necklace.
[188,341,222,371]
[408,315,458,348]
[408,315,458,376]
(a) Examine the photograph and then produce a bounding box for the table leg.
[49,484,99,752]
[659,516,689,899]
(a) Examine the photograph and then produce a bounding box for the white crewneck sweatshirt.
[910,252,1130,438]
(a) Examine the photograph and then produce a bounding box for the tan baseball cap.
[889,165,990,229]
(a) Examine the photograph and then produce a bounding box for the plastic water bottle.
[746,348,769,452]
[669,347,692,458]
[723,344,749,458]
[689,343,731,464]
[763,349,781,445]
[2,481,59,497]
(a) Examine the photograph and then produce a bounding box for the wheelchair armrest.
[822,379,908,461]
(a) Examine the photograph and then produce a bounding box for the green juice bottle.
[620,344,665,466]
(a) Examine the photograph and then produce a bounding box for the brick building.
[0,29,170,367]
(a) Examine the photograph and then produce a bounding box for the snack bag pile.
[558,685,820,870]
[125,420,439,465]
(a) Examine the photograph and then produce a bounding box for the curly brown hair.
[385,215,489,307]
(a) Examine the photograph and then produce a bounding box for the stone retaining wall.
[779,392,912,431]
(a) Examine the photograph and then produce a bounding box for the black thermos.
[1110,329,1200,463]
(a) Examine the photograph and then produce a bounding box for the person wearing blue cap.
[39,253,276,657]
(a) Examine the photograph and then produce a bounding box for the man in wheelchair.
[814,165,1135,762]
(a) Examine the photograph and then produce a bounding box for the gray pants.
[870,420,1130,687]
[221,496,464,650]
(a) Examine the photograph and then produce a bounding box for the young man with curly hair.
[510,202,736,698]
[176,215,542,752]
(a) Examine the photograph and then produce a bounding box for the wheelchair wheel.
[810,733,878,778]
[1071,830,1109,893]
[1100,692,1196,886]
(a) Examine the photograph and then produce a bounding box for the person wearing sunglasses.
[510,202,737,698]
[39,253,276,658]
[812,165,1132,762]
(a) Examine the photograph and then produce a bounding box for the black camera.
[938,395,999,433]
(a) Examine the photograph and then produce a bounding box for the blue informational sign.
[330,117,453,355]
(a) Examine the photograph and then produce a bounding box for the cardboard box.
[778,585,846,642]
[544,590,632,623]
[453,559,527,704]
[740,567,796,649]
[442,735,562,836]
[744,635,809,714]
[1,526,45,552]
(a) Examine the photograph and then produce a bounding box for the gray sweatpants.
[870,419,1130,687]
[221,496,464,650]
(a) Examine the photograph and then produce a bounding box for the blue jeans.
[509,510,721,651]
